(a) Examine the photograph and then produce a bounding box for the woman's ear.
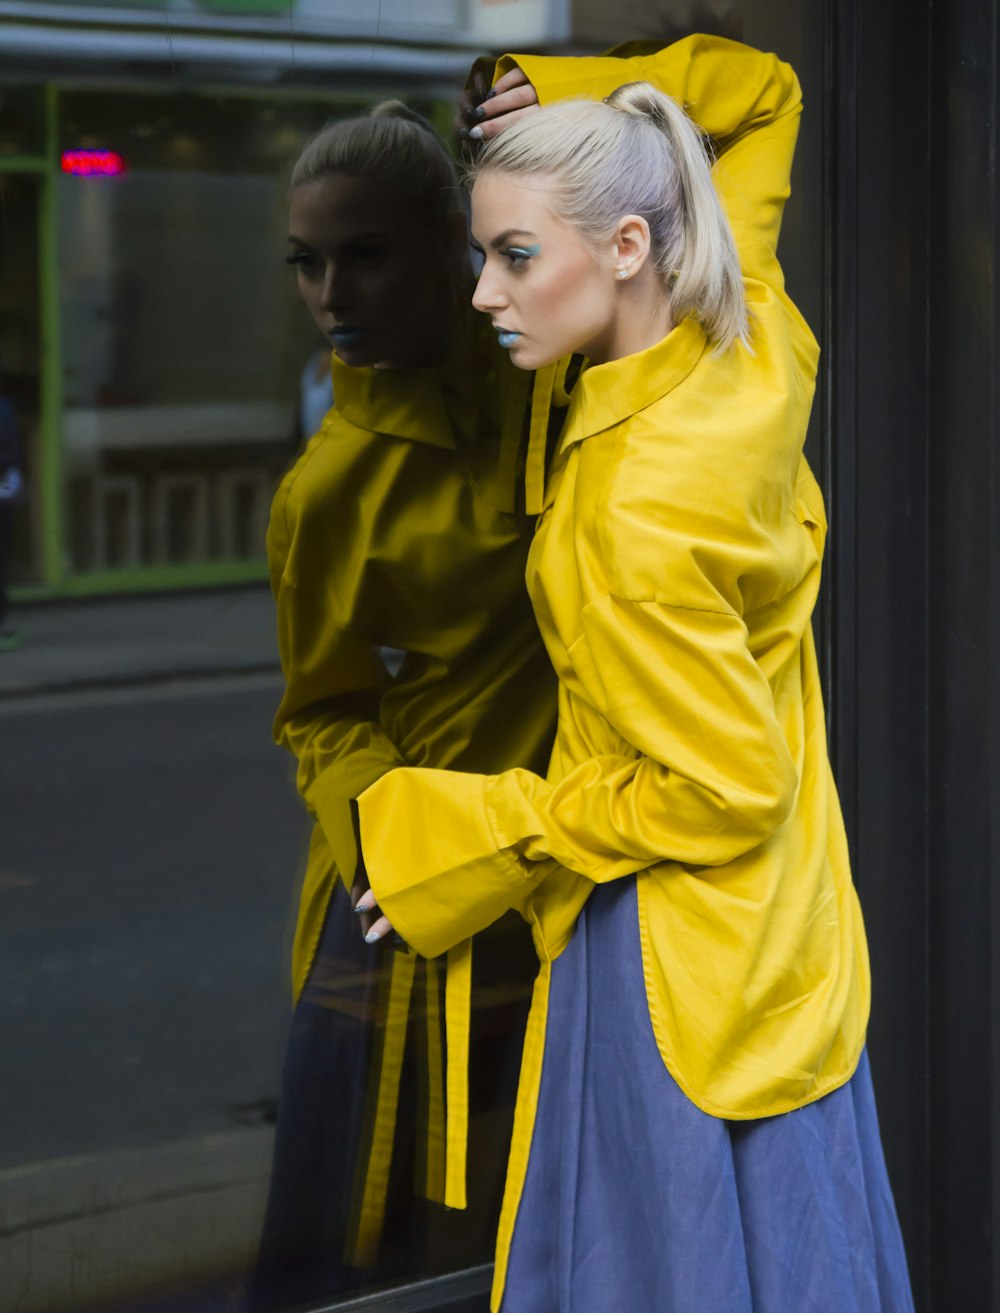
[613,214,652,279]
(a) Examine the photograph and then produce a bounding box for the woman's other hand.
[351,878,399,947]
[457,67,540,150]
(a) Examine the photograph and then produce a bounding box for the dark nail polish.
[392,934,410,954]
[486,88,497,99]
[472,105,486,121]
[353,902,368,915]
[458,127,472,140]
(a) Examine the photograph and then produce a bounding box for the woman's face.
[287,173,459,369]
[470,171,620,371]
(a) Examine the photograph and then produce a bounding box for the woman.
[251,102,557,1310]
[355,36,914,1313]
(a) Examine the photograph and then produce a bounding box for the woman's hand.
[351,878,399,947]
[456,66,541,151]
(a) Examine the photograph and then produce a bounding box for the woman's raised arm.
[471,35,802,290]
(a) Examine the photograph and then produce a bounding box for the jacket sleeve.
[359,582,798,961]
[486,34,803,289]
[269,477,406,891]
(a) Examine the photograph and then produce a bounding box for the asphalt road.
[0,674,309,1172]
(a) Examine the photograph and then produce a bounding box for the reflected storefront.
[55,91,353,577]
[2,87,420,594]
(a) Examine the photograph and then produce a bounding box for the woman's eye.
[502,247,533,268]
[285,252,318,274]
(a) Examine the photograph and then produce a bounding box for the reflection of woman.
[356,38,914,1312]
[250,104,556,1310]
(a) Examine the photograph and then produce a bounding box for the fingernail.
[458,128,471,140]
[486,88,497,99]
[353,899,371,915]
[472,106,486,121]
[392,934,410,954]
[469,126,484,141]
[365,929,383,944]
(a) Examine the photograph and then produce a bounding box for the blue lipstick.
[497,330,521,349]
[330,327,364,348]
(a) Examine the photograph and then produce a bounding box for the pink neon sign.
[61,149,126,177]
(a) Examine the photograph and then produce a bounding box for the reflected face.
[470,172,618,370]
[287,173,458,369]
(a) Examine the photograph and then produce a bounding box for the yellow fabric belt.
[443,938,472,1209]
[347,949,417,1266]
[346,938,473,1266]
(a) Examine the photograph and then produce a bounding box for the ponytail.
[473,84,748,352]
[604,83,747,350]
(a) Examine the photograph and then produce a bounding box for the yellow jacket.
[358,36,870,1305]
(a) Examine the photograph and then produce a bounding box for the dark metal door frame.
[826,0,999,1307]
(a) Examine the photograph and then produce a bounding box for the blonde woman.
[355,36,914,1312]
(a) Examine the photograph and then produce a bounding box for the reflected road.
[0,674,307,1170]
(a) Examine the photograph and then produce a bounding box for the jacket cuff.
[310,748,405,886]
[358,767,549,958]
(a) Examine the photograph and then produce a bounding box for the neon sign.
[61,149,126,177]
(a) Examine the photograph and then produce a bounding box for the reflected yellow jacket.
[268,313,556,1001]
[359,36,870,1303]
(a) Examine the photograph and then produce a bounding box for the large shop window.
[56,91,361,575]
[2,7,830,1313]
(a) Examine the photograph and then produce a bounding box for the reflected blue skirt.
[502,878,914,1313]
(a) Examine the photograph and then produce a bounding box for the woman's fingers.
[351,881,377,936]
[457,65,540,145]
[353,887,400,948]
[469,104,540,143]
[364,913,394,945]
[491,66,532,96]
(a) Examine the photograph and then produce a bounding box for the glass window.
[0,85,45,157]
[56,91,383,574]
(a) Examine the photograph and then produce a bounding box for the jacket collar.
[330,354,458,450]
[557,316,708,456]
[328,310,506,452]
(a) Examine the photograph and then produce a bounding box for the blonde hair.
[291,101,461,224]
[472,82,748,351]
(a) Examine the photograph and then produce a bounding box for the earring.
[616,268,629,280]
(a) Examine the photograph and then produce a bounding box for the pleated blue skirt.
[502,878,914,1313]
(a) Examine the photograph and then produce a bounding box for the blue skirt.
[502,878,914,1313]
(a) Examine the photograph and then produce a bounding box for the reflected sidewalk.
[0,1130,273,1313]
[0,586,280,699]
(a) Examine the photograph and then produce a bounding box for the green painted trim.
[37,84,65,589]
[0,155,47,173]
[54,78,389,109]
[11,558,269,601]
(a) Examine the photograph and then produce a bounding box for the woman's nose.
[319,265,348,312]
[471,265,505,315]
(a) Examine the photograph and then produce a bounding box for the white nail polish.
[365,930,382,944]
[469,126,483,141]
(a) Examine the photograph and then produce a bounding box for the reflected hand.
[457,67,540,152]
